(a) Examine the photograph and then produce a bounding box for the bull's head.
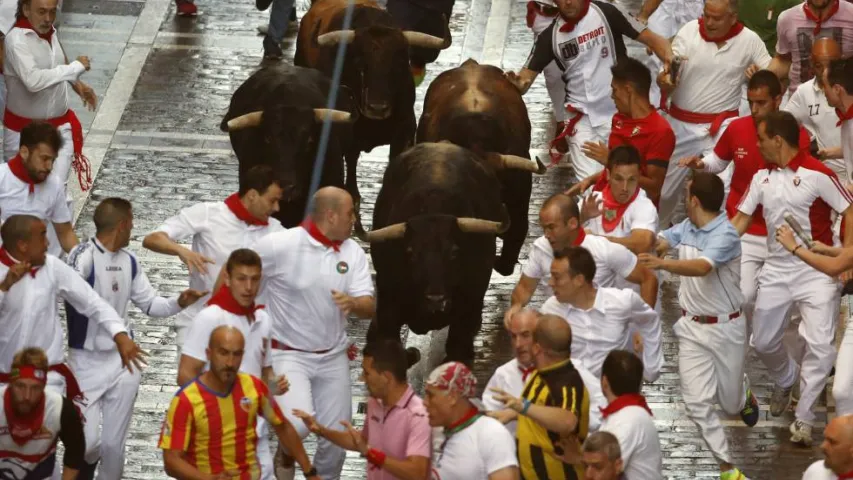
[360,213,509,313]
[222,107,352,202]
[317,26,449,120]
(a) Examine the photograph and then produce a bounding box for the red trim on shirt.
[223,193,268,226]
[804,0,840,34]
[600,393,653,418]
[12,17,54,43]
[698,17,744,43]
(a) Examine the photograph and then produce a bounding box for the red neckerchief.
[12,17,54,43]
[836,104,853,126]
[207,285,264,322]
[3,388,46,445]
[559,0,590,32]
[572,228,586,246]
[600,393,653,419]
[301,218,343,252]
[838,470,853,479]
[224,193,268,226]
[804,0,839,34]
[0,248,38,277]
[698,17,744,43]
[600,185,640,233]
[7,155,40,194]
[518,364,535,382]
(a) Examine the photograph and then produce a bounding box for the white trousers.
[531,13,568,123]
[256,417,274,480]
[751,266,840,423]
[4,123,75,257]
[272,349,351,480]
[658,115,730,228]
[68,349,141,480]
[567,115,610,184]
[674,314,747,464]
[834,298,853,416]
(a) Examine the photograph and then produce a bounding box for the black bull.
[416,58,539,276]
[220,64,356,227]
[360,142,545,365]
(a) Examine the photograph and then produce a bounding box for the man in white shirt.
[0,214,145,391]
[505,193,658,324]
[826,58,853,190]
[802,415,853,480]
[639,172,758,480]
[785,37,845,180]
[64,198,205,480]
[483,309,605,434]
[540,246,663,380]
[598,350,662,480]
[143,165,284,363]
[525,0,567,153]
[179,248,287,480]
[0,121,77,256]
[3,0,97,197]
[656,0,772,228]
[252,186,374,480]
[424,361,519,480]
[731,111,853,445]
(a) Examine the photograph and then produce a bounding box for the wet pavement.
[54,0,840,477]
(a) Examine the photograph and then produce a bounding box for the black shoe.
[263,36,283,60]
[256,0,273,11]
[405,347,421,368]
[290,7,297,21]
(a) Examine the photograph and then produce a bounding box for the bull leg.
[344,147,365,231]
[390,113,416,160]
[443,304,483,368]
[495,174,532,276]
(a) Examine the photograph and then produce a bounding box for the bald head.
[541,193,580,224]
[533,314,572,359]
[311,186,350,220]
[830,415,853,441]
[208,325,245,350]
[0,215,43,255]
[509,309,539,331]
[813,37,842,59]
[822,414,853,474]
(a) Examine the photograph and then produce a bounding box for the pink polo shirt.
[362,386,432,480]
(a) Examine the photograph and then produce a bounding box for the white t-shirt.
[521,233,638,298]
[784,79,845,179]
[802,460,843,479]
[252,227,374,352]
[431,415,518,480]
[181,304,273,378]
[152,200,284,328]
[600,405,664,480]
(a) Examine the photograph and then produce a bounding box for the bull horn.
[313,108,352,123]
[456,217,510,235]
[402,31,449,50]
[226,111,263,131]
[358,222,407,242]
[498,154,547,175]
[317,30,356,46]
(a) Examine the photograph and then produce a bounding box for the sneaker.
[256,0,273,11]
[720,468,748,480]
[263,36,284,61]
[769,383,794,417]
[789,419,813,446]
[740,388,759,427]
[175,0,197,16]
[411,64,426,87]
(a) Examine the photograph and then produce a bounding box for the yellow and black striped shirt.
[516,358,590,480]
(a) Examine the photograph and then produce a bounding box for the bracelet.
[792,245,802,255]
[366,448,387,468]
[304,466,318,477]
[521,399,532,415]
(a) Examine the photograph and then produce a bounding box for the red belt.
[270,339,331,355]
[526,1,558,27]
[0,363,84,403]
[682,310,741,325]
[3,108,93,191]
[664,103,738,137]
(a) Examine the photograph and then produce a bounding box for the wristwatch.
[304,467,318,477]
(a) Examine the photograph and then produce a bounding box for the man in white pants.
[731,111,853,446]
[64,198,205,480]
[525,0,567,150]
[143,165,284,364]
[506,0,672,183]
[656,0,772,228]
[179,248,288,480]
[252,186,375,480]
[639,172,758,480]
[483,309,605,434]
[802,414,853,480]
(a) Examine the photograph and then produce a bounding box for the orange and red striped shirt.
[158,373,285,479]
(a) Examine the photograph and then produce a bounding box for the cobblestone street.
[53,0,841,477]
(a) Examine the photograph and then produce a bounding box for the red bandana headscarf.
[698,16,744,43]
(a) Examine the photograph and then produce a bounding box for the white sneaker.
[789,420,813,446]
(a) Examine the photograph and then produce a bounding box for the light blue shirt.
[661,213,744,315]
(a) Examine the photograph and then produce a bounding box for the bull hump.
[461,72,489,113]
